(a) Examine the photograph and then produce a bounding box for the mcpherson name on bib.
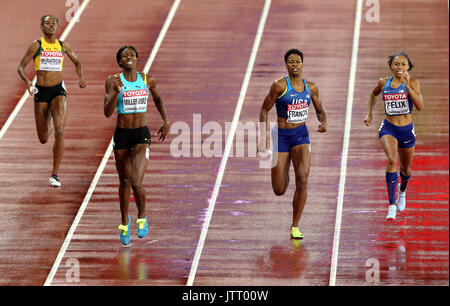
[384,92,410,115]
[122,89,149,113]
[39,51,63,71]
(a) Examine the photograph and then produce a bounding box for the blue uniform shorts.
[272,124,310,153]
[378,119,415,148]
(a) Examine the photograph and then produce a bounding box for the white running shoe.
[386,205,397,221]
[49,175,61,188]
[397,184,406,212]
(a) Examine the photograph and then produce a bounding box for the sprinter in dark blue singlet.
[364,52,424,221]
[259,49,327,239]
[104,45,170,245]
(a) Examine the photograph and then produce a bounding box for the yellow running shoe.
[290,227,304,240]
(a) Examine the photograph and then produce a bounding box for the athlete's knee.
[400,165,411,176]
[386,155,397,169]
[131,182,145,194]
[295,174,308,190]
[272,183,287,196]
[54,125,64,138]
[119,176,132,187]
[38,135,49,144]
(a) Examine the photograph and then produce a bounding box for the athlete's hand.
[364,113,372,127]
[401,71,411,88]
[112,75,123,93]
[257,140,267,154]
[79,79,87,88]
[157,121,170,142]
[317,123,327,133]
[27,82,36,96]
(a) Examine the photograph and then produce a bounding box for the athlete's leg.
[379,135,399,203]
[379,135,398,173]
[114,149,133,225]
[129,144,150,219]
[34,102,52,144]
[398,146,414,191]
[49,95,67,175]
[396,146,414,212]
[271,152,291,196]
[379,135,399,220]
[290,143,311,228]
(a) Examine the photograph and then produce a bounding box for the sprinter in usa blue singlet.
[104,45,170,245]
[364,52,424,221]
[258,49,328,240]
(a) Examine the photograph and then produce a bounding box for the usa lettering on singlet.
[384,92,410,115]
[39,50,63,71]
[287,99,309,124]
[121,89,149,113]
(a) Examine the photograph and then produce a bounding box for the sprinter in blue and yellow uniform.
[104,45,170,245]
[364,52,424,221]
[258,49,328,240]
[18,15,86,188]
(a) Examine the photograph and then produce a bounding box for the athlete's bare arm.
[364,78,387,127]
[401,74,424,111]
[307,81,327,132]
[62,41,86,88]
[17,40,40,95]
[104,74,122,118]
[258,79,285,152]
[146,74,169,141]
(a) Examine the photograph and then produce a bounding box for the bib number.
[39,51,63,71]
[384,93,410,115]
[287,105,309,124]
[121,89,148,113]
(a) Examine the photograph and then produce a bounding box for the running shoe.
[118,216,131,245]
[49,175,61,188]
[386,205,397,221]
[136,217,149,238]
[290,227,304,240]
[397,184,406,212]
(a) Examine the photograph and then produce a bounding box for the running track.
[0,0,447,287]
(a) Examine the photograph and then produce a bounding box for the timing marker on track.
[328,0,363,287]
[186,0,272,287]
[43,0,182,286]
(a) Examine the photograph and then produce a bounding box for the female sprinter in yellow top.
[17,15,86,187]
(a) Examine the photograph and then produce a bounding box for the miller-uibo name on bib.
[384,92,410,115]
[287,102,309,123]
[122,89,149,113]
[39,51,63,71]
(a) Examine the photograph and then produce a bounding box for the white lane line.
[43,0,181,286]
[0,0,90,142]
[329,0,363,287]
[186,0,272,286]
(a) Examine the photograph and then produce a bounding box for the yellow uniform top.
[33,37,64,71]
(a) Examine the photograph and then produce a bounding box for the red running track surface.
[0,0,447,287]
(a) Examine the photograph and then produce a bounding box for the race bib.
[287,102,309,124]
[121,89,149,113]
[39,51,63,71]
[384,92,410,115]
